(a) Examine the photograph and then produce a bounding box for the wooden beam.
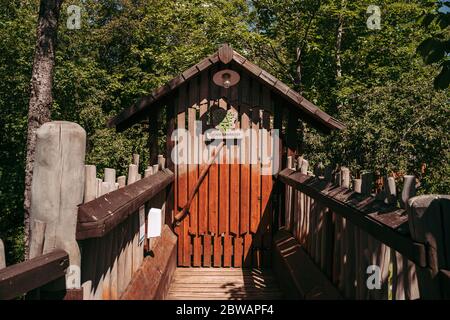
[272,229,342,299]
[0,239,5,269]
[218,44,233,64]
[278,169,427,267]
[77,170,174,240]
[121,225,177,300]
[0,250,69,300]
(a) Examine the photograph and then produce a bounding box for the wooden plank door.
[173,71,278,268]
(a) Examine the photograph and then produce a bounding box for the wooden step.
[166,268,283,300]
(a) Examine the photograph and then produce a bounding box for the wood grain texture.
[230,145,240,236]
[188,79,199,235]
[239,73,251,235]
[234,236,244,267]
[250,80,261,234]
[203,235,212,267]
[208,69,219,235]
[0,250,69,300]
[193,236,202,267]
[278,169,427,267]
[223,235,232,267]
[167,268,283,300]
[213,235,222,267]
[77,169,173,240]
[198,72,209,235]
[218,96,229,235]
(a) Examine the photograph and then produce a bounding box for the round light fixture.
[213,69,240,88]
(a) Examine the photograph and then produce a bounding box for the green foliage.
[0,0,37,264]
[251,0,449,194]
[417,0,450,90]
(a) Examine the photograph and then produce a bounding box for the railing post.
[0,239,5,269]
[400,175,416,209]
[284,156,294,231]
[29,121,85,297]
[385,176,397,205]
[407,195,450,299]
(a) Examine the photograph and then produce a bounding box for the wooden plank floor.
[167,268,284,300]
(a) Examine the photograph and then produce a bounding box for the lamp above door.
[213,69,240,88]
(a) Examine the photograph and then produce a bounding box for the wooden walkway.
[167,268,284,300]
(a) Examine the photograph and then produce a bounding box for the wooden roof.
[109,44,345,132]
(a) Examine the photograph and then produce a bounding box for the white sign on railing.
[147,208,162,238]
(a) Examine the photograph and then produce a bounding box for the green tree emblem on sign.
[215,110,237,133]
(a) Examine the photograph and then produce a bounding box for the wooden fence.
[0,122,173,300]
[0,250,69,300]
[278,156,450,300]
[78,155,173,300]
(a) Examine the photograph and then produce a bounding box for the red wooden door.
[173,70,280,268]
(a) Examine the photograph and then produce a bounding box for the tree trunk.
[24,0,64,259]
[335,0,345,80]
[335,0,345,109]
[335,17,343,79]
[295,46,302,94]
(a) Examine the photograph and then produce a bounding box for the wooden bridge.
[1,45,449,300]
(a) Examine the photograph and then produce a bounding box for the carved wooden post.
[353,179,362,194]
[158,154,166,170]
[81,165,97,300]
[285,156,294,231]
[385,176,396,205]
[84,165,96,203]
[144,168,153,178]
[400,175,416,209]
[30,121,85,295]
[361,171,373,196]
[359,172,373,299]
[29,220,46,259]
[340,167,350,188]
[0,239,5,269]
[104,168,116,191]
[408,195,450,299]
[117,176,126,188]
[339,167,354,298]
[127,164,138,185]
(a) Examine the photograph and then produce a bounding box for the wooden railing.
[278,158,450,300]
[0,250,69,300]
[0,122,175,300]
[78,160,173,300]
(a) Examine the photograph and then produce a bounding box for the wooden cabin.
[108,44,344,271]
[82,44,347,300]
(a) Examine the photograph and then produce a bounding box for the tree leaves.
[417,1,449,89]
[435,59,450,89]
[417,37,447,64]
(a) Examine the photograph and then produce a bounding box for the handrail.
[0,250,69,300]
[278,168,427,267]
[174,141,225,225]
[77,169,174,240]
